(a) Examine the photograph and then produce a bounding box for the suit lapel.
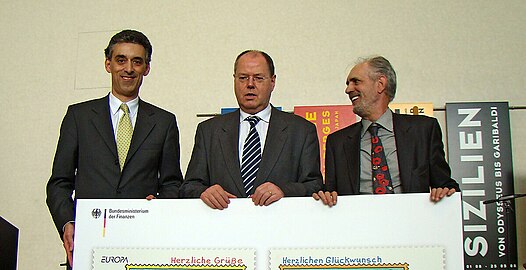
[89,95,118,159]
[125,99,155,168]
[393,114,414,190]
[344,123,362,193]
[218,110,246,196]
[256,108,286,187]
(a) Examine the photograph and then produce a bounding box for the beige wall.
[0,1,524,268]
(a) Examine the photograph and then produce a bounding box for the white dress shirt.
[238,104,272,166]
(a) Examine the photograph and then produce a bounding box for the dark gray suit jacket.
[46,95,183,236]
[180,107,322,198]
[324,113,459,194]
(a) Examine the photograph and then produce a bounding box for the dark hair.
[234,50,275,76]
[358,56,397,101]
[104,30,152,64]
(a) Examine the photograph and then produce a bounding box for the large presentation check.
[73,193,463,269]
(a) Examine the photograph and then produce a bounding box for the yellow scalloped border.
[125,264,247,270]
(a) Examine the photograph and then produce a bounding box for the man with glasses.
[181,50,322,209]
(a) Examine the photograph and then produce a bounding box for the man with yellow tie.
[46,30,183,268]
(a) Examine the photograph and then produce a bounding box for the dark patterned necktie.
[241,116,261,196]
[369,123,394,194]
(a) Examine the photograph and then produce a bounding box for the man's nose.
[345,84,353,94]
[124,61,134,73]
[247,77,256,87]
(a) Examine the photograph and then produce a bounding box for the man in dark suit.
[313,56,459,206]
[180,50,322,209]
[46,30,183,267]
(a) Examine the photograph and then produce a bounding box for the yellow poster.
[389,103,434,117]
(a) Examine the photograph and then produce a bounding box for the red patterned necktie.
[369,123,394,194]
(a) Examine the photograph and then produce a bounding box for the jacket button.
[116,189,122,194]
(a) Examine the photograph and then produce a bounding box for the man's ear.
[376,75,387,94]
[144,63,150,76]
[105,58,111,73]
[270,74,276,92]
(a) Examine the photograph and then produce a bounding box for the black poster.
[446,102,517,269]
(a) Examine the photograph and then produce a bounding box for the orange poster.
[293,105,357,177]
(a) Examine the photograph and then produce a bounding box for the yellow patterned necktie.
[117,103,133,171]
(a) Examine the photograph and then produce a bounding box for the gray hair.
[357,56,397,101]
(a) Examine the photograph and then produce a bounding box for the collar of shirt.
[109,93,139,121]
[239,104,272,124]
[237,104,272,166]
[360,109,394,138]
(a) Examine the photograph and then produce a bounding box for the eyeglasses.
[234,75,269,83]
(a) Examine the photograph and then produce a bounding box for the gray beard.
[352,102,372,119]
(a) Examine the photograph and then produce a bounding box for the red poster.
[294,105,357,177]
